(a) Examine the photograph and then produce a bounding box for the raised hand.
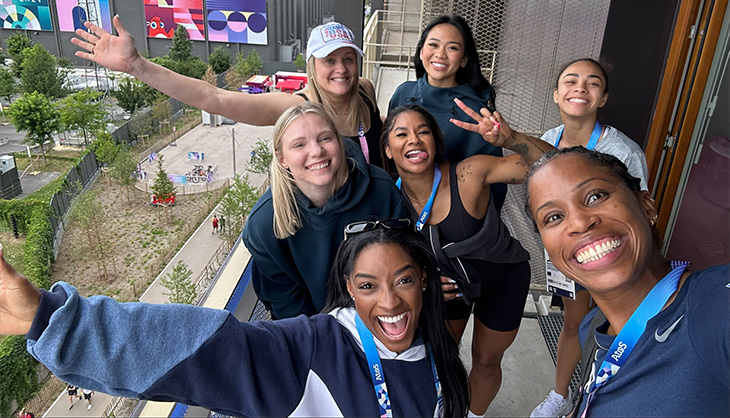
[0,244,41,336]
[71,15,141,75]
[449,98,513,147]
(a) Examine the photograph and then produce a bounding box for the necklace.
[403,189,430,204]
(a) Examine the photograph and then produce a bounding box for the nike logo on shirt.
[655,315,684,343]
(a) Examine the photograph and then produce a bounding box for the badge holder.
[545,249,577,300]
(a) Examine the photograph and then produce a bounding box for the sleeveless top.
[297,86,384,168]
[438,162,484,244]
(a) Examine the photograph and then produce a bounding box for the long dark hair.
[414,15,494,97]
[323,226,469,418]
[379,104,446,178]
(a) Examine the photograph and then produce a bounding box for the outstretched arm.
[450,98,553,186]
[0,244,41,336]
[71,15,302,125]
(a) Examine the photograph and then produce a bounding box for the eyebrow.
[353,264,416,279]
[533,176,608,214]
[426,36,462,45]
[394,123,430,132]
[562,73,603,82]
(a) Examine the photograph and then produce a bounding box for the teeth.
[569,98,588,103]
[431,62,446,69]
[307,161,329,170]
[406,150,424,156]
[378,312,406,323]
[576,239,622,264]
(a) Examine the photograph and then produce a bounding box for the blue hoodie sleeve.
[25,282,321,416]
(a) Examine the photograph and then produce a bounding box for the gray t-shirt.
[500,125,649,287]
[541,124,649,190]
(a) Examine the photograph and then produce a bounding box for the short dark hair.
[554,58,612,94]
[379,105,446,178]
[323,225,469,418]
[414,15,495,102]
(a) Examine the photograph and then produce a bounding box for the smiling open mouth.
[568,98,588,104]
[575,238,622,264]
[405,150,428,162]
[306,161,330,170]
[377,312,408,338]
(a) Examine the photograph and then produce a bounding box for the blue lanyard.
[582,260,690,417]
[355,314,443,417]
[554,121,603,150]
[395,165,441,231]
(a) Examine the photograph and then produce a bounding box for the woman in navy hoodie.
[241,102,405,319]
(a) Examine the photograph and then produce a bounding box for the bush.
[0,336,41,418]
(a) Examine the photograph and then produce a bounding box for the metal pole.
[232,129,237,175]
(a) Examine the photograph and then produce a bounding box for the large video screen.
[56,0,112,33]
[144,0,204,40]
[0,0,53,31]
[207,0,267,45]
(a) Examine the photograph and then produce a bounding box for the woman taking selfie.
[0,220,468,417]
[525,147,728,417]
[72,17,385,167]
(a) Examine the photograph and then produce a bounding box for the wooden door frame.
[645,0,728,234]
[646,0,728,233]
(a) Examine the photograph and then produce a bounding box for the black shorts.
[446,260,530,332]
[83,392,92,400]
[67,389,77,396]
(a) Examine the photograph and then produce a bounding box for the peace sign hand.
[449,98,513,148]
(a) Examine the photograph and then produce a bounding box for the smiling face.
[276,113,341,199]
[312,47,359,97]
[553,60,609,119]
[383,110,438,175]
[527,154,655,294]
[419,23,467,88]
[347,242,425,353]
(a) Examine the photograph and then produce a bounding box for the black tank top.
[438,162,485,244]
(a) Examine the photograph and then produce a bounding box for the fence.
[21,374,64,416]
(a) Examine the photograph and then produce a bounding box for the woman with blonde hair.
[72,17,385,167]
[242,102,405,319]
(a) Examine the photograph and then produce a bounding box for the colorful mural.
[207,0,267,45]
[56,0,112,33]
[0,0,53,31]
[144,0,204,40]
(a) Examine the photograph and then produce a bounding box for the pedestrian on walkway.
[212,216,219,234]
[219,217,225,234]
[66,384,80,409]
[82,388,94,410]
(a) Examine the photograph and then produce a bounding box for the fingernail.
[456,293,463,298]
[449,278,456,283]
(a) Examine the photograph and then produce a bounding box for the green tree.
[0,66,16,105]
[233,49,263,81]
[5,32,33,77]
[168,24,192,62]
[91,130,119,185]
[151,156,176,222]
[160,260,197,304]
[109,146,139,202]
[293,53,306,72]
[68,189,117,280]
[58,88,107,146]
[20,44,64,98]
[248,139,272,174]
[209,46,232,74]
[219,174,260,242]
[114,78,146,114]
[7,91,60,167]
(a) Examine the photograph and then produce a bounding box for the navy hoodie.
[242,142,406,319]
